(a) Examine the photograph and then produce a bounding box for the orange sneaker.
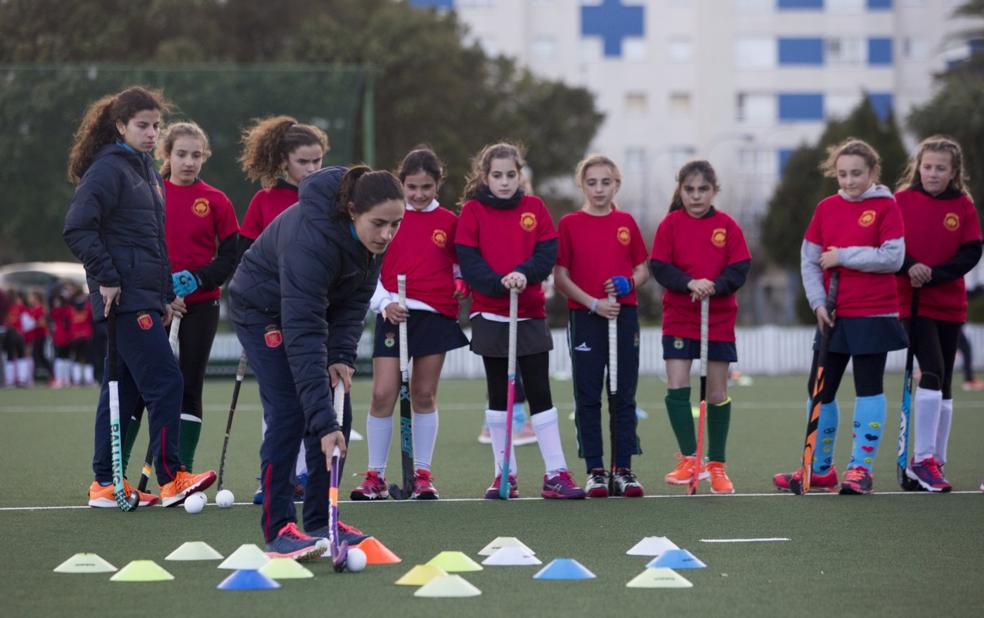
[160,469,217,507]
[664,454,708,486]
[706,461,734,494]
[88,480,160,508]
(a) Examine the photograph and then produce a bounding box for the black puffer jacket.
[228,166,381,438]
[64,143,173,320]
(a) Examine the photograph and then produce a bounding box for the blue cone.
[217,569,282,590]
[533,558,596,580]
[646,549,706,569]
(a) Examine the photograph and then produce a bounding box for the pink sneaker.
[542,470,586,499]
[412,469,439,500]
[773,466,839,493]
[907,457,951,493]
[484,474,518,499]
[350,470,389,500]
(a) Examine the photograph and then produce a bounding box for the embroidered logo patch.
[711,228,727,248]
[136,312,153,330]
[673,337,684,350]
[943,212,960,231]
[192,198,210,217]
[264,325,283,348]
[617,226,631,246]
[519,212,537,232]
[432,229,448,248]
[858,210,876,227]
[384,332,396,348]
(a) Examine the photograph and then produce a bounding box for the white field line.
[700,537,791,543]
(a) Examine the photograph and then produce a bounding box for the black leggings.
[808,351,887,403]
[483,352,552,413]
[905,317,960,399]
[3,329,24,358]
[32,337,52,376]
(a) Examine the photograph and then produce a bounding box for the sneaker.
[839,466,874,495]
[962,378,984,391]
[542,470,586,499]
[585,468,610,498]
[706,462,734,494]
[484,474,518,499]
[773,466,839,493]
[612,468,644,497]
[294,472,308,499]
[160,469,217,507]
[307,520,370,546]
[512,419,538,446]
[412,469,439,500]
[266,523,329,561]
[87,480,160,508]
[253,482,264,505]
[907,457,952,493]
[664,454,708,486]
[350,470,389,501]
[477,425,492,444]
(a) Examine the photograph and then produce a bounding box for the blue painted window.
[778,93,824,121]
[408,0,454,8]
[868,93,894,121]
[867,0,892,9]
[778,149,795,175]
[868,38,893,65]
[778,38,824,65]
[777,0,823,9]
[581,0,645,57]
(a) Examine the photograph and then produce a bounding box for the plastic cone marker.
[218,544,270,570]
[110,560,174,582]
[395,564,449,586]
[426,551,483,572]
[166,541,224,561]
[217,569,281,590]
[478,536,535,556]
[260,558,314,580]
[626,568,693,589]
[414,574,482,598]
[646,549,706,569]
[533,558,596,580]
[355,537,402,564]
[482,546,542,566]
[626,536,679,557]
[54,553,117,573]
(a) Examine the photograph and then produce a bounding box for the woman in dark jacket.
[64,86,216,509]
[229,165,403,559]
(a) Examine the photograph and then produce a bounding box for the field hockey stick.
[168,297,183,359]
[217,352,248,491]
[107,311,139,512]
[790,271,840,495]
[607,294,618,491]
[499,288,519,499]
[897,289,921,491]
[689,297,710,496]
[329,383,349,572]
[388,274,414,500]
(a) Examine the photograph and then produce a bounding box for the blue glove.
[172,270,199,297]
[611,275,634,297]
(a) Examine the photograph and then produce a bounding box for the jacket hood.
[838,183,893,202]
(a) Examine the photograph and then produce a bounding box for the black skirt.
[815,316,908,356]
[468,315,553,358]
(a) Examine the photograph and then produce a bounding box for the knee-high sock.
[813,400,839,474]
[665,387,695,455]
[936,398,953,465]
[531,407,567,474]
[849,394,886,472]
[486,409,517,477]
[366,414,393,473]
[71,362,82,385]
[412,410,438,471]
[706,399,731,463]
[913,386,942,462]
[179,413,202,472]
[295,440,307,477]
[121,414,142,474]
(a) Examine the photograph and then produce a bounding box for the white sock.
[4,362,14,387]
[412,410,439,471]
[531,407,568,474]
[83,364,94,384]
[55,359,67,384]
[486,409,516,477]
[914,387,943,461]
[366,414,393,472]
[16,358,30,384]
[936,398,953,465]
[71,363,82,385]
[295,440,307,477]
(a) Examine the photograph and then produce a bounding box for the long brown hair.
[897,135,972,199]
[459,142,525,206]
[669,160,720,212]
[335,165,404,223]
[67,86,170,184]
[156,122,211,178]
[239,115,329,187]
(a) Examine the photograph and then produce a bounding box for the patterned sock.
[813,400,839,475]
[531,407,568,474]
[849,394,887,472]
[366,414,393,473]
[706,398,731,462]
[913,387,942,462]
[936,398,953,465]
[664,387,696,455]
[412,410,439,471]
[121,415,142,474]
[178,414,202,472]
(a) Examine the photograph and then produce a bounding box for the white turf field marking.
[2,490,981,511]
[700,537,790,543]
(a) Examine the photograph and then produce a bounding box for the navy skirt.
[662,335,737,363]
[814,316,908,355]
[373,310,469,359]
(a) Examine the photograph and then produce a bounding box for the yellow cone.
[260,558,314,580]
[54,553,117,573]
[110,560,174,582]
[166,541,224,561]
[414,574,482,598]
[218,544,270,570]
[395,564,448,586]
[626,568,693,589]
[426,551,483,572]
[477,536,535,556]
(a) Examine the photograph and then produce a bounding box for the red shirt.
[557,209,648,309]
[805,193,904,318]
[651,209,751,341]
[5,302,26,336]
[164,179,240,304]
[69,302,93,342]
[895,189,982,322]
[380,206,461,319]
[455,195,557,319]
[24,305,47,343]
[50,305,73,347]
[240,182,299,241]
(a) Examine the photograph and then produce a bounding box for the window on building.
[778,37,825,65]
[777,93,824,122]
[902,37,928,60]
[530,36,556,61]
[736,0,772,11]
[668,36,693,61]
[736,38,776,69]
[739,146,773,176]
[867,0,892,9]
[826,94,860,118]
[624,147,647,171]
[669,92,692,114]
[623,39,647,61]
[868,93,894,120]
[778,148,796,176]
[827,0,865,10]
[826,37,864,65]
[625,92,649,113]
[777,0,824,9]
[736,92,776,124]
[868,37,894,65]
[669,146,697,170]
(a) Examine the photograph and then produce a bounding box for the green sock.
[121,415,141,474]
[665,387,696,455]
[179,414,202,472]
[707,399,732,463]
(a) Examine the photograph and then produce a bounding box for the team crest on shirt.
[711,228,727,248]
[519,212,537,231]
[432,229,448,248]
[192,198,210,217]
[857,210,876,227]
[136,312,153,330]
[617,226,631,246]
[264,325,283,348]
[384,332,396,348]
[943,213,960,231]
[673,337,684,350]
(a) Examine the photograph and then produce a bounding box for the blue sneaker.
[266,523,328,561]
[294,472,308,499]
[253,478,263,505]
[307,521,369,546]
